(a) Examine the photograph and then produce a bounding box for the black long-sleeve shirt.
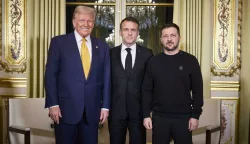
[142,51,203,119]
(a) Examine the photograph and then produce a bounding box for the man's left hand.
[188,118,199,131]
[100,109,109,124]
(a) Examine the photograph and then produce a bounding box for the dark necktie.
[125,48,132,75]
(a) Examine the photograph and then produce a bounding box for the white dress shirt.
[121,43,136,69]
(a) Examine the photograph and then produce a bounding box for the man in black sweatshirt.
[142,23,203,144]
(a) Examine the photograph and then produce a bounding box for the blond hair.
[72,6,96,20]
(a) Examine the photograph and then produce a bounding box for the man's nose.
[82,21,88,27]
[128,30,132,35]
[167,37,172,41]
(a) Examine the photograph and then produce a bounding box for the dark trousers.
[152,114,192,144]
[54,113,99,144]
[109,117,146,144]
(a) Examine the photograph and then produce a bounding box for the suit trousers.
[152,114,192,144]
[54,111,99,144]
[108,116,146,144]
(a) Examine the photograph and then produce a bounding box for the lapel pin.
[179,65,183,70]
[96,46,98,49]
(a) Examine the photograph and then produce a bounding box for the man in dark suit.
[109,17,153,144]
[44,6,110,144]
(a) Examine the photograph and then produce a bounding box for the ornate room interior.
[1,0,250,143]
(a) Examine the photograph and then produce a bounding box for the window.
[66,0,174,54]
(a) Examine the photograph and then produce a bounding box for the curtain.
[173,0,212,98]
[173,0,202,62]
[239,0,250,142]
[26,0,65,98]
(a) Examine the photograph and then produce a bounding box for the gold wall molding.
[211,0,242,77]
[211,88,239,91]
[0,0,27,73]
[212,97,239,100]
[211,81,240,91]
[0,61,27,73]
[0,94,26,98]
[213,0,235,69]
[0,78,27,88]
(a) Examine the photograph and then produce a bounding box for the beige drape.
[239,0,250,142]
[173,0,202,62]
[27,0,65,98]
[173,0,212,98]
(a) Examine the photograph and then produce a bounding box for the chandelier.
[126,0,158,30]
[94,0,157,30]
[94,0,115,29]
[95,0,157,46]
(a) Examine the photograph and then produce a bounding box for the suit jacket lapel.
[68,32,86,82]
[130,44,142,77]
[88,36,98,81]
[116,45,127,77]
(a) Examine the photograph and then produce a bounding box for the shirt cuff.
[101,108,109,111]
[48,105,59,109]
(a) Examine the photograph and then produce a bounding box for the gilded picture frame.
[0,0,27,73]
[211,0,242,77]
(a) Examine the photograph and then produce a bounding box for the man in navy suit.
[45,6,110,144]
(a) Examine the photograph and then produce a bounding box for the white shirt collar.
[121,43,136,52]
[74,30,91,43]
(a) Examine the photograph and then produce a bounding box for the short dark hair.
[120,17,140,30]
[161,23,180,35]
